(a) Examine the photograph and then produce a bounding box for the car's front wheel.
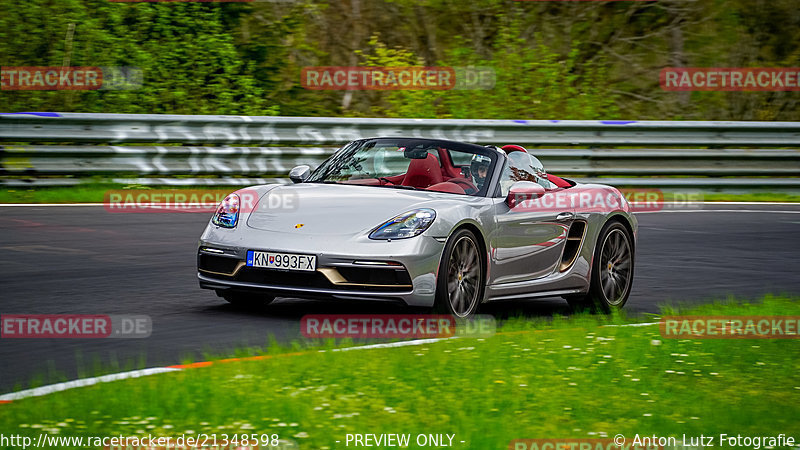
[567,220,634,312]
[219,291,275,308]
[434,229,485,318]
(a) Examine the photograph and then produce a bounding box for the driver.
[470,154,491,189]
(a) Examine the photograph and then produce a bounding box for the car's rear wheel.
[434,229,484,318]
[567,221,634,312]
[219,291,275,308]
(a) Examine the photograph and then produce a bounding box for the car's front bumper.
[197,234,446,307]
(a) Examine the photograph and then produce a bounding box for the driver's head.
[470,155,491,188]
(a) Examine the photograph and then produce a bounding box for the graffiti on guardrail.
[1,115,799,189]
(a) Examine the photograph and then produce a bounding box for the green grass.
[2,185,800,204]
[686,192,800,203]
[2,296,799,449]
[0,184,251,204]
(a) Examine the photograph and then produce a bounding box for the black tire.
[220,291,275,308]
[567,221,634,313]
[434,229,485,318]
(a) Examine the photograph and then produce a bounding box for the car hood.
[245,183,467,236]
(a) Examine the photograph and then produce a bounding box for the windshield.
[307,139,497,196]
[498,151,556,196]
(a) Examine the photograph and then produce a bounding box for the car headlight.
[212,193,240,228]
[369,209,436,240]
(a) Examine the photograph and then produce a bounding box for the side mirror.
[506,181,545,208]
[289,165,311,183]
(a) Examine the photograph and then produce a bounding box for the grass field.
[0,184,237,204]
[1,295,798,449]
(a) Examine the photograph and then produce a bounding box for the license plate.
[246,250,316,272]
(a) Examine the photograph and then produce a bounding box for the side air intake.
[559,220,586,272]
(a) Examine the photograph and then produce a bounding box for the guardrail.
[2,113,799,191]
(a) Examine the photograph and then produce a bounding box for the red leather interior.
[426,181,466,194]
[445,177,477,193]
[341,146,571,193]
[402,154,443,188]
[341,178,381,185]
[547,174,572,188]
[501,144,527,154]
[436,147,463,178]
[382,174,405,185]
[340,174,405,186]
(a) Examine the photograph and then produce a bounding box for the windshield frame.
[306,137,502,197]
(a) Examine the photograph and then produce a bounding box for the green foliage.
[0,0,269,114]
[1,0,798,119]
[355,35,439,118]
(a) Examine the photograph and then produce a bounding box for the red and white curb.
[0,338,454,403]
[0,368,180,403]
[0,324,662,404]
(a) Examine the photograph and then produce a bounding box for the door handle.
[556,212,574,221]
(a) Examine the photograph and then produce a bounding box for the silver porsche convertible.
[197,137,637,317]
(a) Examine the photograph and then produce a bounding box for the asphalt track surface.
[1,204,799,393]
